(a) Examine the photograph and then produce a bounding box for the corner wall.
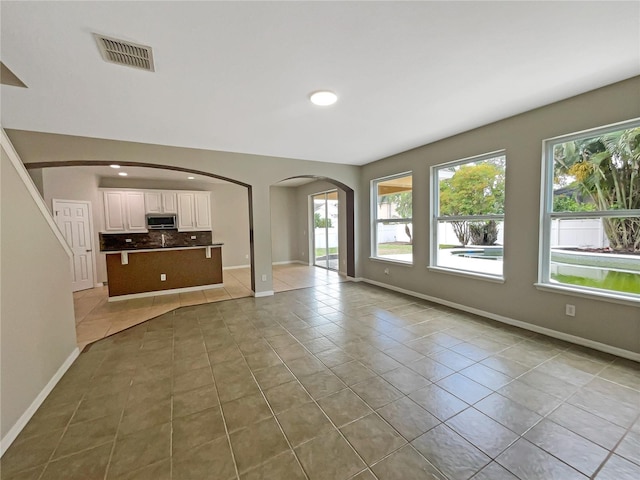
[0,132,78,453]
[360,76,640,355]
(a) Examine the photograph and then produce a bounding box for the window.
[372,173,413,263]
[540,119,640,301]
[431,151,506,278]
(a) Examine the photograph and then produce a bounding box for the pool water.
[551,269,640,295]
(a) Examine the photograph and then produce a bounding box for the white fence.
[378,218,607,247]
[314,227,339,250]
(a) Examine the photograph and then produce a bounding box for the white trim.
[272,260,308,266]
[254,290,274,297]
[108,283,224,302]
[223,264,251,270]
[427,266,505,283]
[1,128,72,258]
[53,198,98,290]
[362,278,640,362]
[369,257,413,267]
[534,283,640,308]
[0,347,80,456]
[347,276,364,282]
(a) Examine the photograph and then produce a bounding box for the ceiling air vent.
[93,34,154,72]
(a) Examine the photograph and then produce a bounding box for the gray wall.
[360,76,640,353]
[1,141,77,442]
[270,186,299,264]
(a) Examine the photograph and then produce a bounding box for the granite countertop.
[102,243,224,253]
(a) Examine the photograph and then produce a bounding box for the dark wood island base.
[105,245,223,299]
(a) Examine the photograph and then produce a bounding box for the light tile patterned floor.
[73,264,345,349]
[3,281,639,480]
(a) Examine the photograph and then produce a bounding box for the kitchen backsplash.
[100,230,213,251]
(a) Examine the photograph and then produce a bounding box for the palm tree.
[553,126,640,252]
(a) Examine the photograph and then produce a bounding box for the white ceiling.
[1,1,638,166]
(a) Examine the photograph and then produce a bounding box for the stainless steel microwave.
[146,214,177,230]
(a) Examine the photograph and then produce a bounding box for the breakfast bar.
[104,244,224,300]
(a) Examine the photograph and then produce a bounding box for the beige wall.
[294,180,349,274]
[99,176,251,268]
[270,186,299,264]
[38,167,104,283]
[34,169,253,283]
[7,133,362,294]
[360,76,640,353]
[1,142,77,442]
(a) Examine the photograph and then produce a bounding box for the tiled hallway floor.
[73,264,345,349]
[3,282,639,479]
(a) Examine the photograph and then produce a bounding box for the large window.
[431,151,506,278]
[372,173,413,263]
[540,120,640,301]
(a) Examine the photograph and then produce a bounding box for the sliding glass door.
[312,191,339,270]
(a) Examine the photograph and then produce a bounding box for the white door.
[53,200,95,292]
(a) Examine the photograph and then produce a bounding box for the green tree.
[314,213,332,228]
[554,126,640,252]
[439,162,505,245]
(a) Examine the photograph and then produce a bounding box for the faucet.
[161,233,165,248]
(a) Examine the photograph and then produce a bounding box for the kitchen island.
[104,244,223,300]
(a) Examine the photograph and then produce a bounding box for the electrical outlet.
[384,268,390,275]
[261,274,267,281]
[160,274,167,281]
[245,254,249,259]
[125,238,132,243]
[565,304,575,317]
[191,235,196,240]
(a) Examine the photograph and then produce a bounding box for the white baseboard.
[362,278,640,362]
[254,290,274,298]
[108,283,224,302]
[272,260,308,266]
[0,347,80,457]
[347,276,364,282]
[223,264,251,271]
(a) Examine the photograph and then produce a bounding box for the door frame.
[310,189,339,271]
[52,199,98,290]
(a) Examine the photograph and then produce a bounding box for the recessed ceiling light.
[118,172,128,176]
[110,164,121,169]
[309,90,337,106]
[187,176,195,180]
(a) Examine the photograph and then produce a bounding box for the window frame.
[538,118,640,304]
[429,150,506,281]
[371,171,413,265]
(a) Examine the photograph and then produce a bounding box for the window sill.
[428,266,505,283]
[369,257,413,267]
[534,283,640,307]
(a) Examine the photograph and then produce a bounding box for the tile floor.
[3,281,639,480]
[73,264,345,349]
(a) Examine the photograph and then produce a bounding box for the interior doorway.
[312,190,339,271]
[52,199,95,292]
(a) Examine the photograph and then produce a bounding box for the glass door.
[312,190,339,270]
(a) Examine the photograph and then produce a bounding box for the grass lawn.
[315,247,338,257]
[377,243,412,255]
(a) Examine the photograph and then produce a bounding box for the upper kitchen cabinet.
[177,192,211,231]
[102,190,147,232]
[144,191,177,214]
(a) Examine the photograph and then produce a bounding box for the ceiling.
[1,1,638,166]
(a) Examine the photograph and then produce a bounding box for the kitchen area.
[99,187,224,300]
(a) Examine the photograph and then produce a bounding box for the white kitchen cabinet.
[194,192,211,230]
[102,190,147,232]
[177,192,195,230]
[177,192,211,231]
[145,191,177,214]
[125,192,147,231]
